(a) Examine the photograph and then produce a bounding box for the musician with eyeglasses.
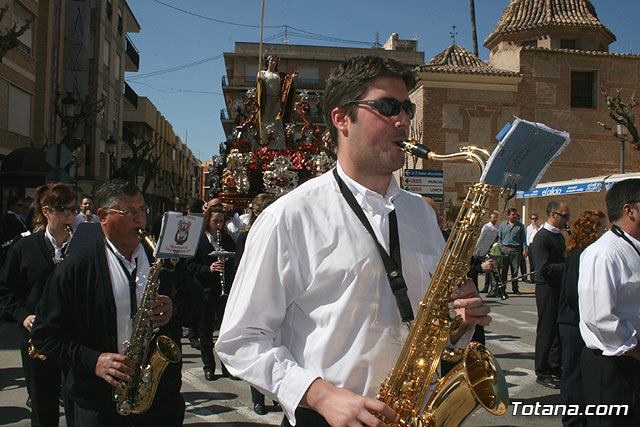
[0,183,77,426]
[30,179,202,426]
[578,179,640,426]
[216,56,490,427]
[529,200,570,390]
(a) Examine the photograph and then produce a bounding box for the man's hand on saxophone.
[301,378,399,427]
[95,353,136,388]
[148,294,173,327]
[449,278,492,344]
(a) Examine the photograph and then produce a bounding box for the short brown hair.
[322,56,416,149]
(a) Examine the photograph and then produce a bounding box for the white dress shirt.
[526,223,542,245]
[74,212,100,229]
[104,239,150,354]
[578,229,640,356]
[44,226,69,264]
[216,164,472,424]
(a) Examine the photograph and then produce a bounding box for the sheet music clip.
[500,173,522,210]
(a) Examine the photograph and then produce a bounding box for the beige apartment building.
[0,0,200,213]
[408,0,640,217]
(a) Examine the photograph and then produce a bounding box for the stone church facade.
[407,0,640,217]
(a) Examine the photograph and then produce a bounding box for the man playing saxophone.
[31,180,202,426]
[216,56,491,427]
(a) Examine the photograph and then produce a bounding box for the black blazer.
[0,230,55,337]
[1,212,27,243]
[187,231,235,295]
[530,228,566,286]
[31,238,202,412]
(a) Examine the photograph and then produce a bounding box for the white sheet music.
[480,118,571,192]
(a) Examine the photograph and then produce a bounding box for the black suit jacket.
[0,230,55,336]
[31,238,202,412]
[530,228,566,287]
[186,231,235,295]
[1,212,27,243]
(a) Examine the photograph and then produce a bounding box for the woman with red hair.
[558,210,607,427]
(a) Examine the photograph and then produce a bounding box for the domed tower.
[484,0,616,70]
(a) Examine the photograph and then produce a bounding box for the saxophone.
[375,141,509,427]
[28,224,75,361]
[113,229,182,416]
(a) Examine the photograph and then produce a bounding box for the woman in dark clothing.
[231,193,277,415]
[187,207,235,381]
[559,210,607,427]
[0,183,76,427]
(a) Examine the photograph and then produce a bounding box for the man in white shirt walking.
[476,212,499,293]
[525,213,541,282]
[216,56,490,427]
[579,179,640,426]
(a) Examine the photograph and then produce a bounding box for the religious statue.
[256,55,298,150]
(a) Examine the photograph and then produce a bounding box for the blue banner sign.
[516,181,603,198]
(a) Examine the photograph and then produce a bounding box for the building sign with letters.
[403,169,443,202]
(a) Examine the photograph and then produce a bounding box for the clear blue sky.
[125,0,640,162]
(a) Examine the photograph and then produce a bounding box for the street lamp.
[61,92,78,121]
[106,136,117,180]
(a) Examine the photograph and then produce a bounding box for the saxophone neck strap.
[333,169,414,324]
[611,224,640,258]
[106,242,138,319]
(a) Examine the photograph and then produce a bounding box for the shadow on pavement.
[183,390,237,403]
[188,402,235,416]
[487,334,522,341]
[0,367,26,391]
[0,406,31,424]
[495,352,535,360]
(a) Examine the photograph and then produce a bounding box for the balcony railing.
[125,36,140,70]
[124,82,138,109]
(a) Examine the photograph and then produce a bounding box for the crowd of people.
[0,55,638,427]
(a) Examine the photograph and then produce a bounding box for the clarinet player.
[187,206,236,381]
[30,180,202,427]
[0,183,76,426]
[216,56,490,427]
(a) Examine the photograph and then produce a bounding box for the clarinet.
[216,230,230,296]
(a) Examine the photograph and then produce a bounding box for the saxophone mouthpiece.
[565,224,572,236]
[396,140,432,159]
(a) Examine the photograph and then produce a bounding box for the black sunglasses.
[345,97,416,119]
[552,211,570,220]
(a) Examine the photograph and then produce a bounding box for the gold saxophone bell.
[421,342,509,426]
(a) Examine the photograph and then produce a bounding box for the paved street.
[0,280,563,426]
